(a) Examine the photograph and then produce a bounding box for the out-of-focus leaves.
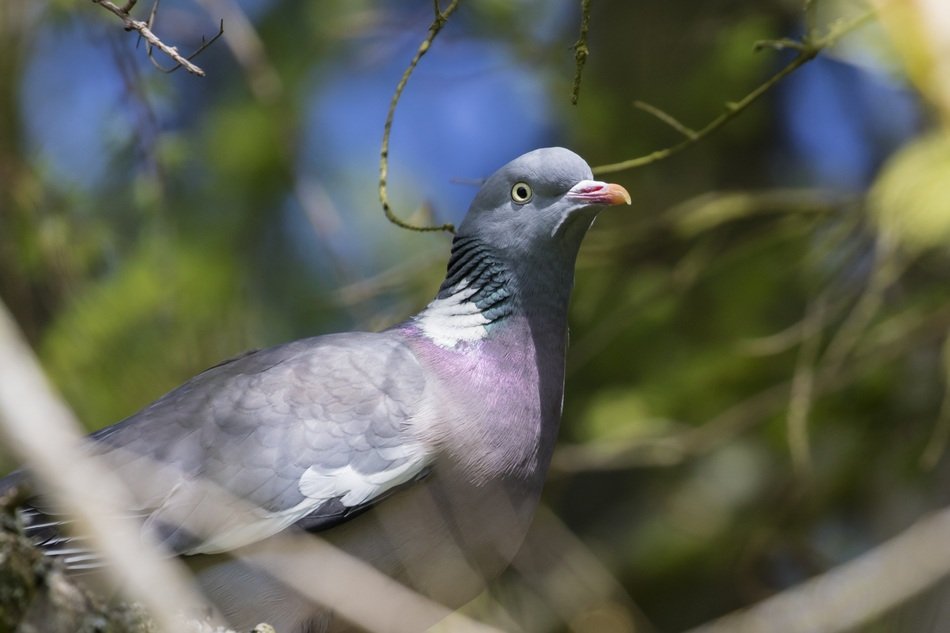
[576,387,672,442]
[875,0,950,119]
[869,131,950,253]
[207,102,290,193]
[39,237,257,428]
[5,1,950,631]
[671,189,843,236]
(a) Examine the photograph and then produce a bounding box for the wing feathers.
[86,332,434,556]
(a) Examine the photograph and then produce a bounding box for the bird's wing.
[33,332,433,561]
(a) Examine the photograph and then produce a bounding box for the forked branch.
[93,0,223,77]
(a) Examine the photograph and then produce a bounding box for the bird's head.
[456,147,631,257]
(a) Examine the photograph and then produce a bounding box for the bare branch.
[571,0,592,105]
[92,0,223,77]
[148,18,225,75]
[592,8,877,175]
[379,2,461,234]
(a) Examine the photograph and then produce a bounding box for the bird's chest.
[371,316,566,606]
[406,317,564,484]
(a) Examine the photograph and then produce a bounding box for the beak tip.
[607,182,632,206]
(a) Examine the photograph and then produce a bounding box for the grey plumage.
[4,147,630,632]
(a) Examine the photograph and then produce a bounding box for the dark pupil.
[516,186,528,199]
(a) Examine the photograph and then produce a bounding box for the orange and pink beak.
[567,179,631,207]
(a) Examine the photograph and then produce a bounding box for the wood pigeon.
[2,147,631,632]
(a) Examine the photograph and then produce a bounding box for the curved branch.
[379,2,461,234]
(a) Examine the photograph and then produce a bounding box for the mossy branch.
[571,0,592,105]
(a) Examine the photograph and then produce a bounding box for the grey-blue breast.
[4,147,631,632]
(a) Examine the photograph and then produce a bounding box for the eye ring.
[510,182,533,204]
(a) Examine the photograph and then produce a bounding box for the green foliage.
[207,103,291,194]
[40,237,257,428]
[4,1,950,631]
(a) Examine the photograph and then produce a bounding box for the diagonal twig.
[633,100,699,139]
[786,296,827,475]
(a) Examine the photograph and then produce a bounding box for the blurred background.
[2,0,950,631]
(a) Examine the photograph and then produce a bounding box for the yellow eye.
[510,182,533,204]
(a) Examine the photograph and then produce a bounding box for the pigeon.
[2,147,630,632]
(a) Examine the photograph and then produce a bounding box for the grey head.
[419,147,630,350]
[456,147,630,262]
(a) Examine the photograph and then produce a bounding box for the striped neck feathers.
[415,236,516,348]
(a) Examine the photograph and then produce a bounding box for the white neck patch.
[415,279,490,348]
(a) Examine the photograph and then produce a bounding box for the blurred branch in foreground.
[0,300,214,631]
[685,506,950,633]
[510,505,656,633]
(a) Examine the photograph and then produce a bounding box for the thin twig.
[92,0,222,77]
[920,331,950,469]
[740,291,842,357]
[148,19,224,75]
[592,8,877,175]
[193,0,282,102]
[633,100,698,139]
[571,0,592,105]
[754,37,810,52]
[787,297,826,475]
[379,1,461,234]
[821,233,902,374]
